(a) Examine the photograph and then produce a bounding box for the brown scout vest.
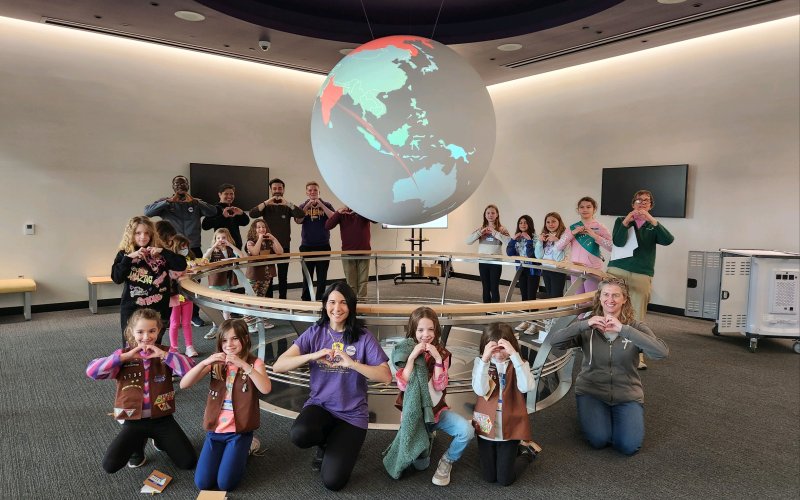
[202,354,261,433]
[207,247,239,287]
[473,361,532,441]
[244,240,277,281]
[113,345,176,420]
[394,348,451,416]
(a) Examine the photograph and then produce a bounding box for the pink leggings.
[169,300,194,350]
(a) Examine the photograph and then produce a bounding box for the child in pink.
[169,235,198,357]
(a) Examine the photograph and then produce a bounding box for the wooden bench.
[87,276,116,314]
[0,278,37,320]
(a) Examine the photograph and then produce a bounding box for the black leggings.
[518,273,541,301]
[267,261,290,299]
[299,244,331,302]
[541,271,566,298]
[102,415,197,473]
[290,405,367,491]
[479,262,503,303]
[477,438,528,486]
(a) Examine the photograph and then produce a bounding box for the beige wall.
[1,15,798,310]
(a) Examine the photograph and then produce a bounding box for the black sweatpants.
[518,273,541,301]
[299,244,331,301]
[102,415,197,473]
[477,438,529,486]
[290,404,367,491]
[266,261,290,299]
[541,270,566,298]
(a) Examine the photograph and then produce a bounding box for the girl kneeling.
[86,308,196,472]
[472,323,536,486]
[180,319,271,491]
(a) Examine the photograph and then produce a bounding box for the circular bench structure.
[179,251,607,429]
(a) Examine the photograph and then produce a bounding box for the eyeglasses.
[634,198,651,205]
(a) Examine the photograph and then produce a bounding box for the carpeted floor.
[1,280,798,499]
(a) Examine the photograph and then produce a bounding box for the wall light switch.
[24,223,35,235]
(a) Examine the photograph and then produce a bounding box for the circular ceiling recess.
[195,0,623,44]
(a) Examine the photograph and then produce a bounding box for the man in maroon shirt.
[325,206,374,299]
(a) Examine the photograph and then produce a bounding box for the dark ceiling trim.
[504,0,780,69]
[40,17,329,75]
[195,0,624,44]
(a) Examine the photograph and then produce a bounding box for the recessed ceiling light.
[339,48,353,55]
[497,43,522,52]
[174,10,205,22]
[657,0,687,4]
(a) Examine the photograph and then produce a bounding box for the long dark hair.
[516,214,535,239]
[478,322,520,355]
[316,281,365,344]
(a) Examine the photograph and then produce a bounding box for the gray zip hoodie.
[548,319,668,404]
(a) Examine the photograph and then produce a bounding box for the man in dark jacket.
[201,183,249,249]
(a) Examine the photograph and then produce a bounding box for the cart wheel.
[749,339,758,353]
[712,325,720,336]
[793,341,800,354]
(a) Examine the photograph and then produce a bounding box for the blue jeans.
[434,409,475,462]
[195,431,253,491]
[576,394,644,455]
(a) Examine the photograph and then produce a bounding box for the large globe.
[311,35,496,226]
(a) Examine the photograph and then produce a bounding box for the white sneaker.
[263,322,275,330]
[514,321,531,332]
[432,456,453,486]
[204,325,217,339]
[523,324,538,335]
[185,345,199,358]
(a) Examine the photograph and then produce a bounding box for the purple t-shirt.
[294,324,388,428]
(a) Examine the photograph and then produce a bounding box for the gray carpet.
[1,282,798,499]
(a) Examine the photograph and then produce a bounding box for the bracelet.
[434,362,444,368]
[243,364,253,376]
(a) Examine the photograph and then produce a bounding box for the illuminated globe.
[311,35,496,226]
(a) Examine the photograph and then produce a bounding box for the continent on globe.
[311,35,496,226]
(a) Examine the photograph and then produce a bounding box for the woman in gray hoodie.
[548,277,668,455]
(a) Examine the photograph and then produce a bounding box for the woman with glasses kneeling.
[273,282,391,491]
[547,278,668,455]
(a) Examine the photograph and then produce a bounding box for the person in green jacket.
[607,190,674,369]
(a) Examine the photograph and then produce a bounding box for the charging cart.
[686,249,800,353]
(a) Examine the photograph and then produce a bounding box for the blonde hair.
[213,228,234,244]
[170,234,195,259]
[591,277,636,325]
[123,308,163,347]
[481,204,503,229]
[118,216,161,253]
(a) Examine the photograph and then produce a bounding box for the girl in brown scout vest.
[180,319,271,492]
[85,308,196,472]
[471,323,536,486]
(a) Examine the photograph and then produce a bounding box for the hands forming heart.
[588,315,622,334]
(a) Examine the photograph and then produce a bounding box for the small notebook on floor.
[140,469,172,494]
[197,491,228,500]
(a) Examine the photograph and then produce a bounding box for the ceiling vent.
[504,0,776,69]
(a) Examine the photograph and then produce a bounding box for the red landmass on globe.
[319,77,344,126]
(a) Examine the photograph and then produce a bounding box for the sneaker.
[432,456,453,486]
[185,345,199,358]
[311,446,325,472]
[249,436,261,456]
[523,324,538,335]
[638,359,648,370]
[514,321,531,332]
[518,441,541,463]
[191,316,206,327]
[151,439,162,452]
[127,452,146,468]
[204,325,217,340]
[263,322,275,330]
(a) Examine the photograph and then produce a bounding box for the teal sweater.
[608,218,674,277]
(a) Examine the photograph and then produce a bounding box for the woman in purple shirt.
[273,282,391,491]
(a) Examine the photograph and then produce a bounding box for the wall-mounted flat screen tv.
[189,163,269,211]
[600,164,688,218]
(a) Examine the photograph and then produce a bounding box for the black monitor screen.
[189,163,269,211]
[600,164,688,218]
